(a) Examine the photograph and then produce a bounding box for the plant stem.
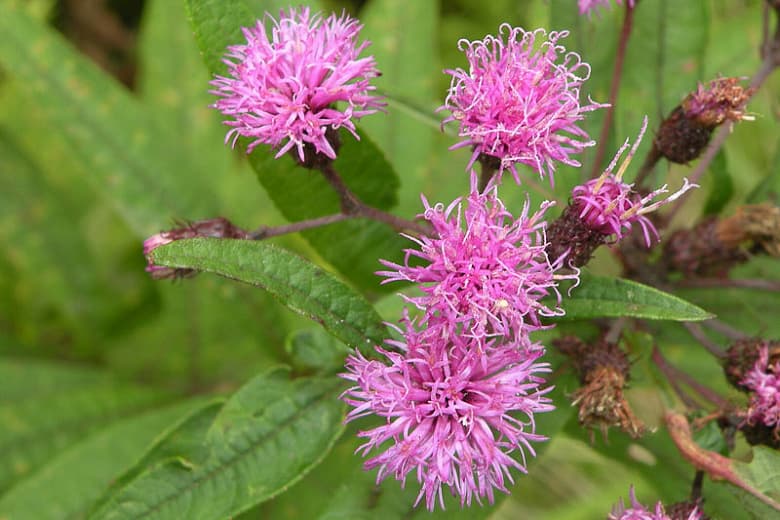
[664,9,780,223]
[675,278,780,291]
[652,346,728,408]
[478,157,497,192]
[632,144,662,188]
[249,213,351,239]
[702,318,748,341]
[589,3,635,179]
[683,322,726,359]
[652,346,700,409]
[318,161,429,235]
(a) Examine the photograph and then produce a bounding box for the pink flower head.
[210,8,384,162]
[608,487,704,520]
[741,343,780,429]
[579,0,636,16]
[378,174,578,344]
[440,25,606,185]
[571,117,697,246]
[341,317,554,511]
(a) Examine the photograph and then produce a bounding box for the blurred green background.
[0,0,779,518]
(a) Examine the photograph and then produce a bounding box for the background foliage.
[0,0,778,518]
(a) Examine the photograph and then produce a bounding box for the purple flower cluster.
[377,179,575,344]
[440,25,606,185]
[210,8,383,161]
[342,176,571,509]
[571,118,697,246]
[579,0,636,16]
[342,316,553,510]
[741,343,780,429]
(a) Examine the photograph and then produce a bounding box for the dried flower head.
[143,218,249,279]
[440,25,606,185]
[341,317,553,511]
[578,0,636,16]
[210,8,383,162]
[571,117,697,246]
[682,77,754,128]
[741,343,780,430]
[654,77,753,164]
[609,487,705,520]
[554,336,645,439]
[378,175,577,344]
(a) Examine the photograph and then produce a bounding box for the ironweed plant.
[1,0,780,518]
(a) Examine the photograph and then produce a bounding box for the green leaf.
[151,237,387,349]
[285,327,349,374]
[89,369,345,520]
[184,0,256,76]
[104,276,289,391]
[0,399,206,520]
[185,0,409,295]
[184,0,323,76]
[249,131,409,295]
[0,2,220,236]
[0,358,107,405]
[558,274,713,321]
[0,362,167,493]
[703,149,734,215]
[730,447,780,515]
[359,0,439,215]
[747,136,780,203]
[621,0,710,125]
[138,0,229,177]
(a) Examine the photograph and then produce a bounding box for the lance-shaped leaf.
[151,238,387,349]
[0,399,207,520]
[185,0,408,295]
[0,2,220,236]
[557,274,713,322]
[88,369,345,520]
[0,362,167,493]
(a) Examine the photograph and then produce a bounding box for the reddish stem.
[589,3,635,179]
[683,322,726,359]
[675,278,780,291]
[652,346,729,409]
[249,213,351,239]
[319,161,429,235]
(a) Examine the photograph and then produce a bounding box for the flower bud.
[143,217,249,279]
